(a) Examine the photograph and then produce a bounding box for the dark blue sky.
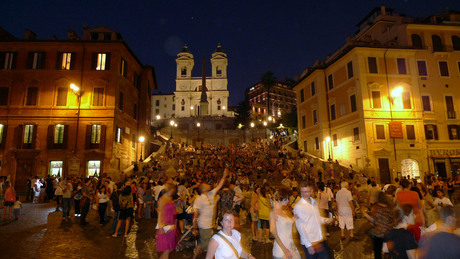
[1,0,459,105]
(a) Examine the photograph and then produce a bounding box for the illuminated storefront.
[49,161,63,177]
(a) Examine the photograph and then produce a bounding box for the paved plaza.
[0,201,381,259]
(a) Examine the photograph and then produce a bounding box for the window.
[133,104,137,119]
[172,104,175,111]
[339,103,346,117]
[300,89,304,102]
[0,87,9,105]
[24,124,34,144]
[156,100,160,106]
[313,110,318,125]
[26,87,38,106]
[350,94,357,112]
[181,68,187,76]
[216,67,222,76]
[155,109,159,114]
[446,96,456,119]
[368,57,378,73]
[103,33,111,40]
[353,127,360,141]
[417,61,428,76]
[54,125,65,144]
[303,141,307,152]
[328,74,333,90]
[332,134,338,147]
[119,92,124,111]
[301,115,306,129]
[217,106,221,110]
[116,127,123,143]
[432,35,443,52]
[330,104,336,120]
[120,58,127,77]
[315,137,319,150]
[311,82,316,96]
[0,124,5,147]
[376,125,385,140]
[397,58,407,74]
[424,124,438,140]
[372,91,381,109]
[57,52,73,70]
[181,106,184,111]
[402,92,411,109]
[56,87,67,106]
[93,88,104,106]
[439,61,449,76]
[347,61,354,78]
[91,125,101,144]
[0,52,16,69]
[92,53,110,70]
[134,73,140,89]
[448,125,460,140]
[453,36,460,51]
[27,52,46,69]
[422,96,431,111]
[411,34,423,49]
[406,125,415,140]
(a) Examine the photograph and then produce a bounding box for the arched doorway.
[401,159,420,181]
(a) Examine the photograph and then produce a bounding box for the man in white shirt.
[192,168,228,259]
[434,189,453,208]
[61,177,73,219]
[294,181,333,259]
[335,181,356,240]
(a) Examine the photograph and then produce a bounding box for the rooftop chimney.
[381,5,386,16]
[24,29,36,40]
[67,30,80,40]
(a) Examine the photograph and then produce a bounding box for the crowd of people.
[1,139,460,258]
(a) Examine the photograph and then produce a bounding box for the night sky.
[2,0,459,105]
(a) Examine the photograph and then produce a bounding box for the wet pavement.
[0,202,382,259]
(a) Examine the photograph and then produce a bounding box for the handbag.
[217,232,241,259]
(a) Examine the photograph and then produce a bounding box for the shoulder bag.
[217,232,241,259]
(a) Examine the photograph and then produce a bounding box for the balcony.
[447,110,456,119]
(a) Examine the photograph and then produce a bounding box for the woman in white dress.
[270,187,301,259]
[206,210,255,259]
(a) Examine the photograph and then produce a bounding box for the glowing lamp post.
[325,136,332,161]
[170,120,175,139]
[197,122,201,142]
[139,136,145,162]
[70,83,81,153]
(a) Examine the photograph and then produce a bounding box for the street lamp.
[197,122,201,142]
[156,114,160,120]
[139,136,145,162]
[250,122,255,141]
[170,120,175,139]
[263,121,267,138]
[325,136,332,161]
[70,83,81,154]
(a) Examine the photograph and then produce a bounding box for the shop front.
[428,148,460,179]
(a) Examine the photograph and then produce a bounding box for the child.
[13,196,22,220]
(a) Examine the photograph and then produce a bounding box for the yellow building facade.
[294,6,460,183]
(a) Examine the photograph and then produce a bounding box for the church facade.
[173,44,231,118]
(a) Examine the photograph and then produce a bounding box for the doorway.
[15,159,33,193]
[435,162,447,178]
[378,158,391,184]
[401,159,420,181]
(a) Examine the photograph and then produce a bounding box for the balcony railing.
[447,110,456,119]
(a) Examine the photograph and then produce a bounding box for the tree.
[281,110,298,129]
[260,71,276,117]
[234,96,252,129]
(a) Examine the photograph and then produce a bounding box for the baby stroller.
[175,226,197,251]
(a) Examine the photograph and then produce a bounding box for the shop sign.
[429,149,460,157]
[389,121,403,138]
